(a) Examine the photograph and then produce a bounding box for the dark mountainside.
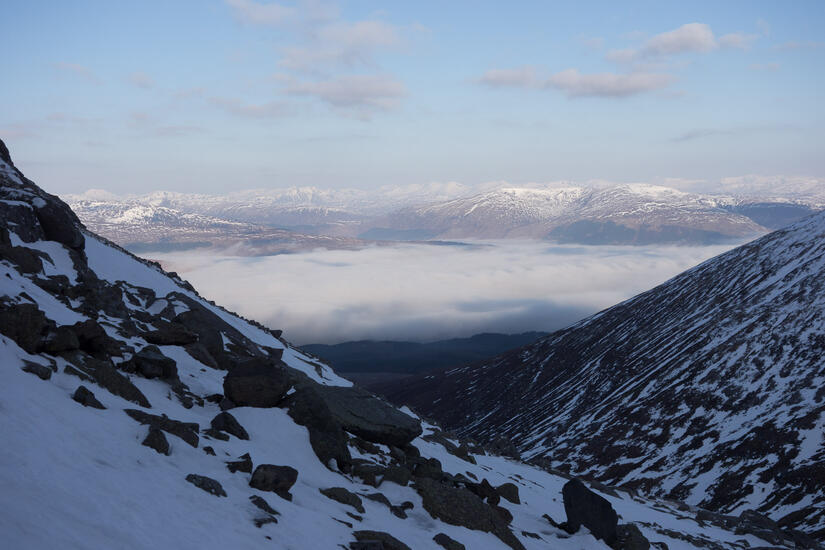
[1,137,820,550]
[380,210,825,540]
[303,332,547,373]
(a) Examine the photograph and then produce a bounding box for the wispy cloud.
[607,23,760,62]
[285,74,405,116]
[208,97,289,118]
[54,62,100,84]
[129,72,155,89]
[225,0,294,26]
[478,67,672,98]
[280,20,400,71]
[671,124,796,143]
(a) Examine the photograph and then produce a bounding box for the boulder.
[320,487,365,513]
[223,358,291,407]
[142,428,170,455]
[249,464,298,500]
[282,385,352,472]
[414,477,525,550]
[210,411,249,440]
[40,326,80,354]
[0,245,44,274]
[33,197,85,250]
[0,303,49,354]
[249,495,279,516]
[185,474,226,497]
[70,320,118,357]
[130,345,178,379]
[71,385,105,409]
[352,531,412,550]
[124,409,199,447]
[313,385,422,448]
[562,478,618,545]
[22,361,52,380]
[433,533,466,550]
[142,322,198,346]
[80,357,150,408]
[616,523,651,550]
[497,482,521,504]
[227,453,253,474]
[381,465,412,487]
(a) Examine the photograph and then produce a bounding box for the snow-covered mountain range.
[66,180,821,248]
[380,207,825,539]
[11,139,821,549]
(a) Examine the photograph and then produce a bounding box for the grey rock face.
[129,345,178,379]
[320,487,365,513]
[142,428,170,455]
[351,531,412,550]
[616,523,651,550]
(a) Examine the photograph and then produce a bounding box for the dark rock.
[0,303,49,354]
[40,326,80,354]
[562,478,618,545]
[203,428,230,441]
[411,457,444,481]
[142,322,198,346]
[63,364,94,382]
[493,504,513,524]
[616,523,650,550]
[0,138,12,165]
[254,516,278,528]
[349,542,381,550]
[185,474,226,497]
[203,446,216,456]
[219,397,235,411]
[223,358,291,407]
[33,198,85,250]
[142,428,170,455]
[380,465,411,487]
[497,482,520,504]
[283,385,352,472]
[210,411,249,440]
[85,359,150,407]
[488,436,521,459]
[130,345,178,379]
[320,487,365,513]
[313,385,422,448]
[22,361,52,380]
[71,320,115,357]
[414,477,525,550]
[124,409,199,447]
[72,385,105,409]
[521,531,541,540]
[352,531,412,550]
[184,342,219,369]
[469,478,500,506]
[351,461,385,487]
[433,533,466,550]
[0,245,44,274]
[249,464,298,500]
[227,453,253,474]
[249,495,279,516]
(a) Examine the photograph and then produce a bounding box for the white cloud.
[209,97,289,118]
[478,67,539,88]
[153,242,736,344]
[129,72,155,89]
[285,74,405,114]
[54,62,100,84]
[545,69,673,98]
[225,0,294,26]
[280,20,401,70]
[718,32,758,50]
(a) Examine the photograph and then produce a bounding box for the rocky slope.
[380,209,825,539]
[5,138,813,549]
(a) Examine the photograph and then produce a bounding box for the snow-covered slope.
[371,184,781,244]
[3,139,815,549]
[382,209,825,539]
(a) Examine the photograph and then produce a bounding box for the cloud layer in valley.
[152,241,738,345]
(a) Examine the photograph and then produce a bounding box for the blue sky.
[1,0,823,194]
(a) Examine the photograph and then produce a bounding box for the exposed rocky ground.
[2,137,817,549]
[380,207,825,540]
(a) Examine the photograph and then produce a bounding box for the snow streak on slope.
[384,211,825,537]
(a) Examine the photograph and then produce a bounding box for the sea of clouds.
[152,240,739,345]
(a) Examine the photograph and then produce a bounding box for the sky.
[152,240,738,344]
[1,0,823,195]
